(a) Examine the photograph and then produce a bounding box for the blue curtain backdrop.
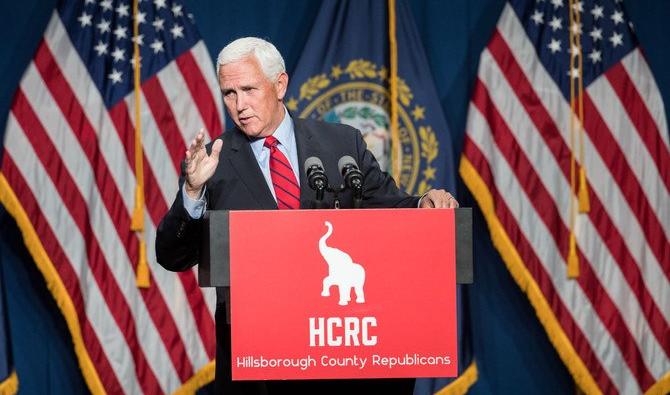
[1,1,668,394]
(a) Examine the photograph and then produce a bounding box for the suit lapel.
[293,119,321,208]
[227,128,277,209]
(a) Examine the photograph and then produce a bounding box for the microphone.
[304,157,328,201]
[338,156,364,203]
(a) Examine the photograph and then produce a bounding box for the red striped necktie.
[264,136,300,209]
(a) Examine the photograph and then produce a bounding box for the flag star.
[590,27,603,41]
[571,1,583,13]
[610,32,623,47]
[152,17,165,31]
[551,0,563,9]
[111,47,125,62]
[170,24,184,39]
[100,0,113,11]
[135,11,146,24]
[611,10,624,25]
[132,34,145,46]
[113,26,127,40]
[154,0,167,9]
[116,3,130,18]
[94,41,108,56]
[547,38,561,53]
[591,5,604,20]
[150,39,164,53]
[571,22,582,35]
[531,10,544,25]
[96,19,111,34]
[85,0,95,4]
[570,44,580,57]
[108,69,123,84]
[588,49,602,63]
[77,12,92,27]
[172,4,183,17]
[549,16,562,31]
[567,68,580,79]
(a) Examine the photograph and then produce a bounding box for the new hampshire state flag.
[286,0,455,195]
[286,1,475,394]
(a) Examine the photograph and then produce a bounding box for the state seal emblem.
[287,59,440,195]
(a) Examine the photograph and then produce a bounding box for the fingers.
[185,129,208,163]
[419,189,459,209]
[210,138,223,158]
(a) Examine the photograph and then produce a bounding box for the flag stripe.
[2,127,146,394]
[582,94,670,275]
[605,62,670,194]
[112,98,215,372]
[4,4,222,392]
[127,91,180,205]
[464,2,670,393]
[30,43,197,386]
[113,100,217,361]
[115,67,216,366]
[465,108,641,394]
[1,152,126,395]
[10,89,169,394]
[484,34,670,357]
[587,76,670,239]
[461,136,619,394]
[142,77,188,174]
[471,81,655,389]
[494,7,670,328]
[156,61,204,147]
[621,50,670,148]
[43,16,135,212]
[190,41,224,139]
[175,50,223,139]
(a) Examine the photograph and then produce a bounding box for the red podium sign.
[229,208,457,380]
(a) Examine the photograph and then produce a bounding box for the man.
[156,37,458,394]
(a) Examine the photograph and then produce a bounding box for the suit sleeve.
[354,130,420,208]
[155,161,204,272]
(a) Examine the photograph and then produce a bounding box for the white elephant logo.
[319,221,366,306]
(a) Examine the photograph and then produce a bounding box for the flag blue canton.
[57,0,200,107]
[511,0,636,97]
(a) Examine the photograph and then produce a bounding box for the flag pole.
[131,0,150,288]
[388,0,400,184]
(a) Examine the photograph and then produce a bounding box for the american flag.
[0,0,222,393]
[461,0,670,394]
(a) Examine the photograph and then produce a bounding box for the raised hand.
[184,129,223,199]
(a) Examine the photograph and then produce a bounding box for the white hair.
[216,37,286,81]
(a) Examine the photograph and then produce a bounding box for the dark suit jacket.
[156,118,419,394]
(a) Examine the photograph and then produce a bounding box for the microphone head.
[304,156,324,175]
[337,155,358,175]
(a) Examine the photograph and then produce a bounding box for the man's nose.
[236,93,247,113]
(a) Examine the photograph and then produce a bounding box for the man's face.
[219,56,288,139]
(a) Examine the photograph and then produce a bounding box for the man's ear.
[276,72,289,101]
